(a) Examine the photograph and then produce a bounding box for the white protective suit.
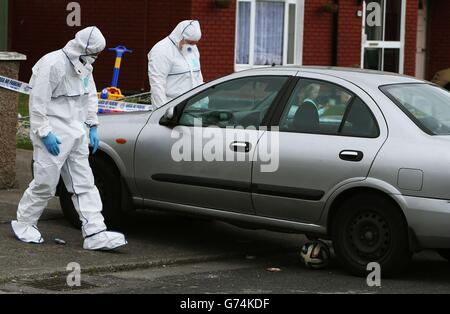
[148,20,204,107]
[11,27,127,250]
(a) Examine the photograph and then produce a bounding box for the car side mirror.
[165,107,175,120]
[159,106,177,127]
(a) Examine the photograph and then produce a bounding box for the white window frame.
[361,0,407,74]
[234,0,304,72]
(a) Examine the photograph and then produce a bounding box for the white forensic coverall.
[11,27,127,250]
[148,20,204,107]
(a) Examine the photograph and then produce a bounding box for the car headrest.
[293,101,319,133]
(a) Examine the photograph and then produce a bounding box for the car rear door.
[251,72,388,223]
[134,71,297,214]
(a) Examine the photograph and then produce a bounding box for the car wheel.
[331,193,411,277]
[59,156,125,229]
[437,249,450,262]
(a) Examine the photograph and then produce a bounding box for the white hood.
[62,26,106,75]
[168,20,201,46]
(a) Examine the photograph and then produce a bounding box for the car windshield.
[381,83,450,135]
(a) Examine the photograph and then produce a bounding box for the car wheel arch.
[97,141,128,177]
[92,149,135,213]
[325,187,419,252]
[90,149,120,176]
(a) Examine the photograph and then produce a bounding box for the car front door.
[252,73,388,223]
[134,72,296,214]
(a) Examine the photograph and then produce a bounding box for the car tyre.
[331,193,411,277]
[59,155,125,229]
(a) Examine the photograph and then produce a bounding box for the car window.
[279,79,379,137]
[381,83,450,135]
[179,76,288,128]
[340,98,379,137]
[279,79,353,134]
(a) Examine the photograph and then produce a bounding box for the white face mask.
[73,61,91,77]
[80,55,97,65]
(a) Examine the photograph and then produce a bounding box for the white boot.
[11,220,44,244]
[83,231,127,250]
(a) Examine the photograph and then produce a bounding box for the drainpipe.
[331,0,339,66]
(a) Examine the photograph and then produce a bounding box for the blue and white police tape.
[0,74,153,113]
[97,99,152,113]
[0,74,32,94]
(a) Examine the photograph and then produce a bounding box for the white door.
[361,0,406,74]
[415,0,428,79]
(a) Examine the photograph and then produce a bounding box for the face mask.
[181,44,195,55]
[83,77,90,88]
[80,55,97,65]
[73,60,92,88]
[73,61,91,77]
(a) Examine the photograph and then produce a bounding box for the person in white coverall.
[11,26,127,250]
[148,20,204,107]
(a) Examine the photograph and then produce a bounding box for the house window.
[235,0,303,71]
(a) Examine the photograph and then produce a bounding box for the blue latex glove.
[42,132,61,156]
[89,127,100,154]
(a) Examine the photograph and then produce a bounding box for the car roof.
[240,66,426,90]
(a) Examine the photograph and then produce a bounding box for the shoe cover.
[11,220,44,244]
[83,231,127,250]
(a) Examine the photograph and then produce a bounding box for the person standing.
[11,27,127,250]
[148,20,203,107]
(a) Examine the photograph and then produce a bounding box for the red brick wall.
[427,0,450,80]
[9,0,235,91]
[337,1,362,68]
[10,0,77,83]
[302,0,334,66]
[191,0,236,82]
[306,0,417,75]
[9,0,424,93]
[302,0,362,68]
[10,0,190,92]
[404,0,418,76]
[143,1,192,90]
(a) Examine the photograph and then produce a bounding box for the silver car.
[58,66,450,276]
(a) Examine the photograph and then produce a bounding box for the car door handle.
[230,141,250,153]
[339,150,363,162]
